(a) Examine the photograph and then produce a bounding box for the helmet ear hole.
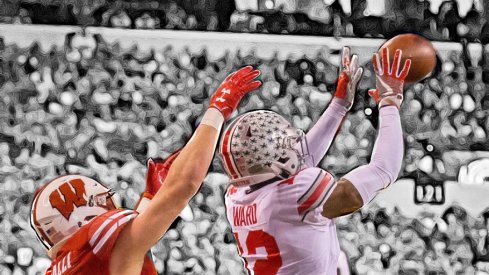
[277,157,290,164]
[278,169,291,178]
[249,165,266,174]
[246,126,253,137]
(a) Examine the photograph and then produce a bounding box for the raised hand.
[209,66,262,119]
[334,46,364,110]
[144,149,182,198]
[368,47,411,109]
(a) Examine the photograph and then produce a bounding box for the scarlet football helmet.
[30,175,116,256]
[219,110,309,187]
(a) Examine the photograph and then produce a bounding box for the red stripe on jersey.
[297,173,332,216]
[278,176,295,185]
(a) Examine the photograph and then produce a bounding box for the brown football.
[377,34,437,83]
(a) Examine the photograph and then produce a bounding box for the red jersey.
[45,209,157,275]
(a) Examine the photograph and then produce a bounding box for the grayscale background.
[0,0,489,274]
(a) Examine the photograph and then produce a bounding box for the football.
[378,33,437,83]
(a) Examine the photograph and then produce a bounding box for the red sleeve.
[87,209,138,261]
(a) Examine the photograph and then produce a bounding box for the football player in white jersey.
[220,47,411,275]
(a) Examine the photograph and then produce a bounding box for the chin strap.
[230,172,278,187]
[47,237,70,259]
[246,176,284,193]
[230,157,299,187]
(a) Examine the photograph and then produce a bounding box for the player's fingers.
[232,66,254,80]
[350,54,359,75]
[391,49,402,77]
[242,80,262,92]
[373,53,382,75]
[342,46,350,68]
[238,65,254,74]
[398,59,412,80]
[352,67,363,84]
[238,69,261,85]
[382,47,389,75]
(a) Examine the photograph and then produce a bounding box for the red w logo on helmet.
[49,179,88,220]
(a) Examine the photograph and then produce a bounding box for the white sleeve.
[297,98,348,168]
[343,106,403,204]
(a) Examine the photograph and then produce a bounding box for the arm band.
[200,108,224,132]
[135,192,153,213]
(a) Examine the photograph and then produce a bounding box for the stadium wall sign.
[367,179,489,219]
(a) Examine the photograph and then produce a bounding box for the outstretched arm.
[322,48,411,218]
[299,47,363,167]
[135,149,182,214]
[110,66,262,274]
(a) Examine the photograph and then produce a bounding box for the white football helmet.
[30,175,116,255]
[219,110,310,187]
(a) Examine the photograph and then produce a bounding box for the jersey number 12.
[234,230,282,275]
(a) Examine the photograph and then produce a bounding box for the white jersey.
[225,167,339,275]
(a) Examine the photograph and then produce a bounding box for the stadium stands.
[1,22,489,274]
[1,0,489,42]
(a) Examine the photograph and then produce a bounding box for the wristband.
[201,108,224,132]
[135,192,154,213]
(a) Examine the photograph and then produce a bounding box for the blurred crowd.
[337,203,489,274]
[1,0,489,42]
[0,31,488,274]
[0,0,235,31]
[231,0,489,43]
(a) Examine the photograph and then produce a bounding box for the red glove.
[141,149,182,199]
[368,47,411,109]
[209,66,262,119]
[334,46,363,109]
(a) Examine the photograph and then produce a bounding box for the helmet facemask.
[269,128,311,177]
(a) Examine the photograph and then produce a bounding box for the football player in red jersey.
[30,66,262,275]
[221,48,411,274]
